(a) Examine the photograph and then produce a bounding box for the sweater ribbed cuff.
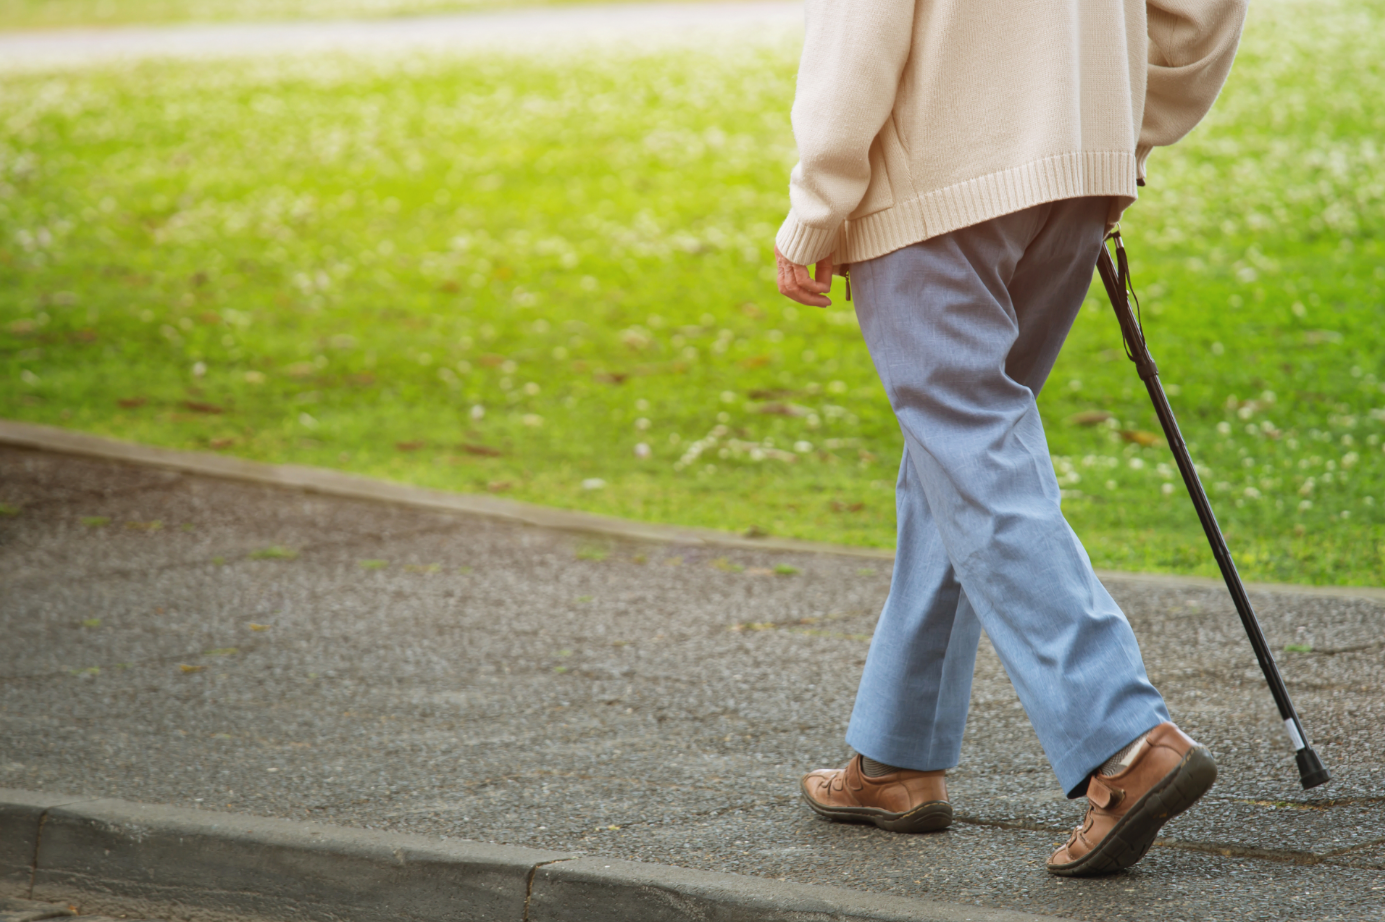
[1135,144,1153,183]
[775,212,840,267]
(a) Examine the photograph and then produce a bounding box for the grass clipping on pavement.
[1,0,1384,585]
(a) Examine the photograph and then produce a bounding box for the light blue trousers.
[845,197,1168,798]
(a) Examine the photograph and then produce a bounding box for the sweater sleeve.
[775,0,917,267]
[1138,0,1248,172]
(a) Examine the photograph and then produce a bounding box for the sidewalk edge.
[0,789,1071,922]
[4,418,1383,602]
[0,418,892,558]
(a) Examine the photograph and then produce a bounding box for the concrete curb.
[0,419,892,559]
[5,418,1384,602]
[0,790,1069,922]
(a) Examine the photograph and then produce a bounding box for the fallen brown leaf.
[395,440,425,452]
[182,400,225,414]
[118,397,148,409]
[460,443,503,457]
[1069,411,1112,426]
[756,402,806,417]
[1120,430,1163,447]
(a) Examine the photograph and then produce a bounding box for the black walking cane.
[1095,229,1331,790]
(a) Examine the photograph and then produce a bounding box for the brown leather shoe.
[1047,722,1216,876]
[801,754,952,833]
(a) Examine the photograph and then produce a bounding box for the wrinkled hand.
[775,246,834,308]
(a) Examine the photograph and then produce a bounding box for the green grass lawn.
[2,0,1383,585]
[0,0,704,31]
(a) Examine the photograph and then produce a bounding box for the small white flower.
[298,412,318,429]
[1217,422,1232,435]
[635,417,651,430]
[581,478,606,490]
[1298,499,1313,511]
[524,382,540,396]
[720,391,736,404]
[794,441,813,453]
[470,405,485,420]
[1129,458,1144,469]
[192,361,207,378]
[522,414,543,427]
[634,443,651,459]
[1161,483,1175,495]
[20,369,40,385]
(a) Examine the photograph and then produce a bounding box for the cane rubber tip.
[1296,747,1331,789]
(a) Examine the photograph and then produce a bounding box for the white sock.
[1099,731,1152,776]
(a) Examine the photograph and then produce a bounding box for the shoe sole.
[1046,746,1217,877]
[800,780,953,833]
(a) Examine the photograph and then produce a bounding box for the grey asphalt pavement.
[0,895,159,922]
[2,445,1383,921]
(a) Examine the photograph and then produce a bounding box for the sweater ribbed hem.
[775,212,841,267]
[839,150,1141,265]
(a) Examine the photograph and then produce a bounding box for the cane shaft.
[1095,242,1329,788]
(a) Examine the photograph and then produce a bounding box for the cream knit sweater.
[776,0,1248,267]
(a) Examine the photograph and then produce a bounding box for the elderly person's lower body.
[800,196,1215,876]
